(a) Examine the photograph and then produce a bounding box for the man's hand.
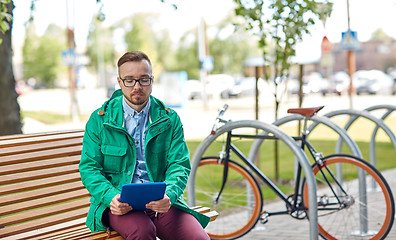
[146,194,171,213]
[110,194,132,215]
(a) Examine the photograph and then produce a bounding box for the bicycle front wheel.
[195,157,263,240]
[303,154,395,240]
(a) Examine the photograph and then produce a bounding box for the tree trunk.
[0,1,22,136]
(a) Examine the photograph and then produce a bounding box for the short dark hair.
[117,51,152,68]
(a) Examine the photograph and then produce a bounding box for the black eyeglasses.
[119,76,153,87]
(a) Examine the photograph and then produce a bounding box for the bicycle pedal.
[259,211,269,224]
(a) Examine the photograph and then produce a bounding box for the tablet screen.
[119,182,166,211]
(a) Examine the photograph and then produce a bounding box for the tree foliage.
[0,0,12,44]
[233,0,332,181]
[370,28,394,41]
[86,14,115,72]
[22,23,66,88]
[171,32,200,79]
[234,0,332,79]
[209,13,261,75]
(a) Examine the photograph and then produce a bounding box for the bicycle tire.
[194,157,263,240]
[303,154,395,240]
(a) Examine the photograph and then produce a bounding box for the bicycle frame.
[217,124,349,218]
[218,131,300,216]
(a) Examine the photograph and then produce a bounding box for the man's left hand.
[146,194,171,213]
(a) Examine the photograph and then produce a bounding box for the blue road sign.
[341,30,359,50]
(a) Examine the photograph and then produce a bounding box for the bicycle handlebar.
[218,104,228,117]
[210,104,229,135]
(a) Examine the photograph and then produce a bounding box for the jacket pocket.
[86,197,107,232]
[101,144,127,173]
[150,132,171,153]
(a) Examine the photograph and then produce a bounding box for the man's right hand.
[110,194,132,215]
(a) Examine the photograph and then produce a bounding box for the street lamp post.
[346,0,356,109]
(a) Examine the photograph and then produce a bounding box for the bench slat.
[0,181,85,207]
[0,164,79,185]
[206,210,219,222]
[0,131,84,147]
[0,145,82,166]
[3,218,87,240]
[0,172,81,195]
[87,231,123,240]
[29,224,91,240]
[0,155,80,175]
[0,208,88,238]
[0,138,83,157]
[0,188,90,215]
[0,198,89,226]
[45,228,92,240]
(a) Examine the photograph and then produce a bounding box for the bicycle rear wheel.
[303,154,394,240]
[194,157,263,240]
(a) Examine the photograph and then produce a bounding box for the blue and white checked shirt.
[122,98,151,183]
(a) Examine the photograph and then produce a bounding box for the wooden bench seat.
[0,130,217,240]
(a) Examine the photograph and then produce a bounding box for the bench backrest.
[0,129,89,239]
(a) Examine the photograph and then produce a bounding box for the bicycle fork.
[213,132,233,205]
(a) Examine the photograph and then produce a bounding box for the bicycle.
[187,105,395,240]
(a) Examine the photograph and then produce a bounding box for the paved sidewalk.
[235,168,396,240]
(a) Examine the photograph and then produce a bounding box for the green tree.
[209,13,260,74]
[23,23,66,88]
[155,29,175,71]
[0,0,22,135]
[86,14,115,72]
[233,0,332,180]
[171,32,200,79]
[0,0,177,136]
[234,0,332,116]
[370,28,394,41]
[124,14,156,52]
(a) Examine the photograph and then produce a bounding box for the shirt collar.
[122,97,151,118]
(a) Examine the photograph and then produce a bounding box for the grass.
[187,138,396,204]
[21,111,89,124]
[187,139,396,175]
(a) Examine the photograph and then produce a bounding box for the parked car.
[389,70,396,95]
[353,70,393,95]
[287,78,310,95]
[287,72,327,95]
[393,78,396,95]
[206,74,235,99]
[321,71,350,96]
[184,80,203,100]
[15,80,33,96]
[220,77,264,99]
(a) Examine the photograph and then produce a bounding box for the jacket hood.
[99,89,169,127]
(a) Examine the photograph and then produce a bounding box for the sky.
[11,0,396,63]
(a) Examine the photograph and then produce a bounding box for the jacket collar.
[101,89,169,128]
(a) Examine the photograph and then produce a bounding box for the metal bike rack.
[363,105,396,170]
[314,108,396,161]
[307,108,396,237]
[247,114,369,237]
[187,120,319,240]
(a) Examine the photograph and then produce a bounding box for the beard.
[125,88,151,107]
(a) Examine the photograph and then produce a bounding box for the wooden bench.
[0,129,218,240]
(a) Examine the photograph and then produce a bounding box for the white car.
[353,70,393,95]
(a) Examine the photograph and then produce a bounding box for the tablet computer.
[119,182,166,211]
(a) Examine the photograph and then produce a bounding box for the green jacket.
[79,89,210,232]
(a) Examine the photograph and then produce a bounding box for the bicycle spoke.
[304,154,394,240]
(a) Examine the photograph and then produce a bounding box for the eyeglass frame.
[119,76,153,87]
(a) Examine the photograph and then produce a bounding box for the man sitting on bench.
[79,51,210,240]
